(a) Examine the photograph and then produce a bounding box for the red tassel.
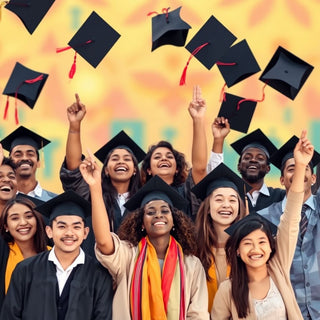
[56,46,72,53]
[236,83,267,110]
[14,99,19,125]
[25,74,44,84]
[69,52,77,79]
[179,42,209,86]
[3,96,9,120]
[147,11,159,16]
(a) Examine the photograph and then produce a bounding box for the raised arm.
[65,93,86,170]
[79,156,114,255]
[211,117,230,153]
[188,85,207,184]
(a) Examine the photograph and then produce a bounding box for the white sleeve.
[207,151,224,173]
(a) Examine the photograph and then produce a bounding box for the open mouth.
[249,254,263,260]
[158,163,170,168]
[153,221,166,226]
[115,166,128,172]
[0,186,12,193]
[17,227,31,235]
[218,211,232,216]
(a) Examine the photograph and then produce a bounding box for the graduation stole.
[207,261,231,312]
[130,236,185,320]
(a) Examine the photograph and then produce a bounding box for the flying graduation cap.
[57,11,121,78]
[149,6,191,51]
[259,46,314,100]
[4,0,55,34]
[2,62,48,124]
[180,15,237,85]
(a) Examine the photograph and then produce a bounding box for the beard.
[239,167,267,184]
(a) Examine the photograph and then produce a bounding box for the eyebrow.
[55,220,82,226]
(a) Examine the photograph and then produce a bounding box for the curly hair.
[195,193,246,280]
[0,197,48,253]
[117,206,197,255]
[100,147,142,230]
[140,141,188,186]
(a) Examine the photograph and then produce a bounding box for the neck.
[148,235,170,259]
[15,239,37,258]
[54,247,80,271]
[112,180,130,195]
[246,264,268,282]
[246,180,264,193]
[215,224,230,247]
[17,178,38,194]
[303,189,312,203]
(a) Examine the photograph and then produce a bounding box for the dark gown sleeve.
[0,238,9,313]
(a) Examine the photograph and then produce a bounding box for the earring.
[5,229,8,233]
[172,226,175,231]
[141,227,145,232]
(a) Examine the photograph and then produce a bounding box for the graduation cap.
[217,39,261,87]
[1,126,50,153]
[191,163,251,202]
[4,0,55,34]
[35,190,91,222]
[94,130,146,164]
[259,46,314,100]
[230,128,277,159]
[270,135,320,171]
[124,175,188,212]
[2,62,48,124]
[217,93,257,133]
[57,11,121,78]
[150,6,191,51]
[180,15,237,85]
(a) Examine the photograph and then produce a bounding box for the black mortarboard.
[94,130,146,164]
[217,93,257,133]
[217,39,261,87]
[231,128,277,159]
[35,190,91,221]
[2,62,48,110]
[224,212,278,237]
[191,163,251,201]
[270,135,320,170]
[1,126,50,152]
[67,11,121,68]
[4,0,55,34]
[151,6,191,51]
[124,175,188,212]
[185,15,237,70]
[259,46,314,100]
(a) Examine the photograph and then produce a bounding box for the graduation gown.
[0,238,9,312]
[0,251,113,320]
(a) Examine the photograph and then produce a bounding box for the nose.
[19,217,28,226]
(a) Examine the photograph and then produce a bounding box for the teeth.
[115,166,127,172]
[18,228,30,234]
[219,211,232,215]
[250,255,263,259]
[154,222,166,225]
[159,164,169,168]
[20,164,31,169]
[0,186,11,192]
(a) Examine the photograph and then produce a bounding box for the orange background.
[0,0,320,193]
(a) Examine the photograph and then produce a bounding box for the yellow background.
[1,0,320,194]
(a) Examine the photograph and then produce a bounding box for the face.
[10,145,40,179]
[237,229,272,270]
[5,203,37,244]
[0,165,17,202]
[147,147,177,179]
[46,215,89,256]
[280,158,315,197]
[142,200,174,239]
[104,148,136,183]
[209,187,239,227]
[238,147,270,184]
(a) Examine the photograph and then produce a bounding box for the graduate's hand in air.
[294,130,314,167]
[188,85,206,120]
[79,150,101,187]
[211,116,230,140]
[67,93,86,125]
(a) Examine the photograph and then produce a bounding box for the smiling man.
[0,190,113,320]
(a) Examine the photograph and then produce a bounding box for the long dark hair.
[117,205,197,255]
[195,193,246,280]
[0,197,48,253]
[100,147,141,230]
[141,141,188,186]
[225,216,276,318]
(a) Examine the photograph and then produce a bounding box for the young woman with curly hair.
[80,156,210,320]
[192,163,248,311]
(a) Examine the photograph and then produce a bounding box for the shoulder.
[14,251,49,271]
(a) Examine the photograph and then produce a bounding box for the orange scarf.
[130,236,185,320]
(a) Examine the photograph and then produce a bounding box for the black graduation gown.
[0,238,9,312]
[0,251,113,320]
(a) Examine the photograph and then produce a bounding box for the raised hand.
[294,130,314,167]
[188,85,206,120]
[67,93,86,125]
[79,150,101,187]
[211,116,230,140]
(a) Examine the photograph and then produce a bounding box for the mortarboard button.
[180,15,237,85]
[230,128,277,159]
[191,163,251,202]
[94,130,146,164]
[224,212,278,237]
[270,135,320,171]
[57,11,121,79]
[124,175,188,212]
[217,93,257,133]
[4,0,55,34]
[217,39,261,87]
[150,6,191,51]
[259,46,314,100]
[1,125,50,153]
[35,190,91,222]
[2,62,48,124]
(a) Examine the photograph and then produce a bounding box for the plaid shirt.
[259,194,320,319]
